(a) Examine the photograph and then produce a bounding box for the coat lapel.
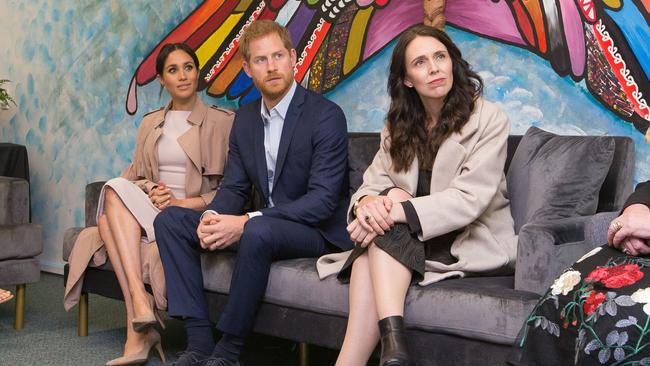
[177,99,207,179]
[429,101,482,192]
[252,100,270,202]
[394,155,419,196]
[430,139,466,192]
[178,126,201,174]
[273,86,305,187]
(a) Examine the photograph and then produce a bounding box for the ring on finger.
[623,247,631,255]
[610,221,623,232]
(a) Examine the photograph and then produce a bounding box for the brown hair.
[155,43,200,76]
[240,20,293,61]
[386,25,483,172]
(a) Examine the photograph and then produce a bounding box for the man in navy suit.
[154,20,352,366]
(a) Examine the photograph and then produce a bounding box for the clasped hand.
[149,182,176,210]
[607,204,650,256]
[347,196,394,248]
[197,213,248,251]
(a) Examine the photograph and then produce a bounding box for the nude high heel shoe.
[105,329,166,366]
[132,293,164,332]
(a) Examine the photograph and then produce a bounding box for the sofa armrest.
[514,213,615,295]
[583,211,618,247]
[85,181,106,227]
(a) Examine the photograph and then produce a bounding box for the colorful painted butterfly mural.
[444,0,649,138]
[125,0,649,138]
[125,0,415,111]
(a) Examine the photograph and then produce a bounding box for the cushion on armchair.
[506,127,615,233]
[0,176,30,225]
[347,133,381,195]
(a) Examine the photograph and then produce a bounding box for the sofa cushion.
[0,176,30,225]
[85,182,106,227]
[347,133,381,194]
[0,258,41,285]
[506,127,615,233]
[201,254,539,344]
[201,252,238,293]
[0,224,42,260]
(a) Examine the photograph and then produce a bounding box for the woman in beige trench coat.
[67,43,233,365]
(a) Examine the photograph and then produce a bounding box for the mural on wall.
[442,0,650,140]
[126,0,424,113]
[126,0,650,142]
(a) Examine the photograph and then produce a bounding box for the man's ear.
[242,61,251,77]
[290,48,297,68]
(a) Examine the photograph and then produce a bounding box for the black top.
[400,169,432,234]
[624,181,650,209]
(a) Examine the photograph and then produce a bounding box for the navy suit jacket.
[206,85,353,251]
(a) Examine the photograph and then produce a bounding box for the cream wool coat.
[316,99,518,285]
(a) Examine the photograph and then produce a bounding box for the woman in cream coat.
[317,26,517,366]
[66,43,233,365]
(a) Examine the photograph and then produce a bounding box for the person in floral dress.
[510,181,650,365]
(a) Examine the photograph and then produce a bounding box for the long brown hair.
[386,25,483,172]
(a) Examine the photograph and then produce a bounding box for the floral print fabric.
[511,245,650,365]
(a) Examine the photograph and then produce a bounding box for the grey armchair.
[0,176,42,329]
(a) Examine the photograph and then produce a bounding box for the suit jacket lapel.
[252,100,270,202]
[273,86,306,188]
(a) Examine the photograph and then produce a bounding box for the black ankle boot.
[378,316,410,366]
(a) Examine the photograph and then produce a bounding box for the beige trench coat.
[316,98,518,285]
[64,99,234,311]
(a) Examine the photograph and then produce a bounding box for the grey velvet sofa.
[62,132,634,365]
[0,176,42,329]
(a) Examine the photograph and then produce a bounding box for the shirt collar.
[260,80,297,122]
[160,98,206,127]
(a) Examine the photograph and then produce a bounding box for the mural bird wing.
[126,0,423,114]
[445,0,650,137]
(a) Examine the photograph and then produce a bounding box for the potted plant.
[0,79,16,110]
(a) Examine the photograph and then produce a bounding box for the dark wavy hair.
[155,43,200,76]
[386,25,483,172]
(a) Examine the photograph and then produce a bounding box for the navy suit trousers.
[154,206,328,337]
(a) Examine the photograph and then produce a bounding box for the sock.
[184,317,215,355]
[212,333,245,362]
